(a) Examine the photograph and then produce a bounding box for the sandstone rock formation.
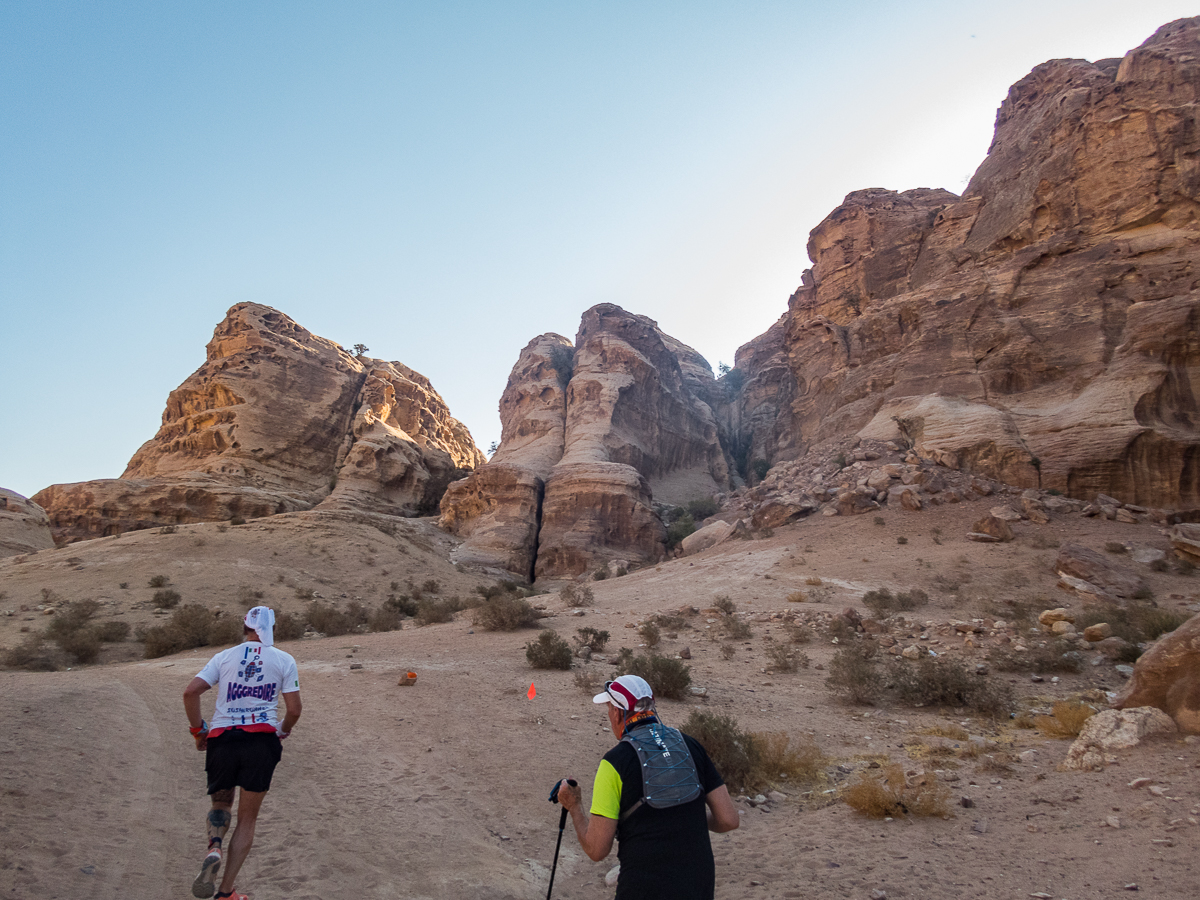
[0,489,55,557]
[733,18,1200,509]
[35,304,484,541]
[441,304,731,579]
[1113,611,1200,733]
[1054,543,1149,600]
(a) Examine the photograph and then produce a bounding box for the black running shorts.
[205,729,283,794]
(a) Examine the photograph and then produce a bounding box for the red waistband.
[208,723,276,738]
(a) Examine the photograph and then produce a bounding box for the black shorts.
[205,729,283,794]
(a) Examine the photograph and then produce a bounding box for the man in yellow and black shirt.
[557,674,739,899]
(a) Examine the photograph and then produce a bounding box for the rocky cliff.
[735,17,1200,509]
[440,304,729,579]
[35,304,484,541]
[0,489,55,557]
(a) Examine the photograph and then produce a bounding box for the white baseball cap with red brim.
[593,674,654,711]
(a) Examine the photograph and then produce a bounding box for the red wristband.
[189,721,208,735]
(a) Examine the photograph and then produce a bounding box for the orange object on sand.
[527,682,536,699]
[398,671,417,686]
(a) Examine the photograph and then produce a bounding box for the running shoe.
[191,847,222,898]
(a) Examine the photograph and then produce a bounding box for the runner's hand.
[190,720,209,752]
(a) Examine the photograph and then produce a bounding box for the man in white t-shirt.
[183,606,302,900]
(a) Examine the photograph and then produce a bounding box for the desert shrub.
[152,589,182,610]
[639,622,661,648]
[988,641,1082,674]
[764,638,807,673]
[44,599,99,639]
[1131,586,1155,601]
[686,497,720,520]
[804,576,823,587]
[651,613,688,631]
[57,628,102,664]
[1072,602,1187,646]
[713,595,736,615]
[383,593,419,617]
[141,605,241,658]
[414,597,459,626]
[274,610,307,641]
[159,524,177,534]
[526,630,573,670]
[473,595,540,631]
[421,579,441,594]
[825,647,884,704]
[1035,701,1097,738]
[614,651,691,700]
[1178,558,1196,576]
[573,667,602,693]
[560,583,595,607]
[897,536,908,545]
[666,514,696,550]
[826,617,858,641]
[873,516,885,526]
[1104,541,1128,554]
[306,602,357,636]
[720,617,752,640]
[93,620,131,643]
[787,591,806,603]
[1137,607,1187,640]
[719,642,735,659]
[294,587,316,600]
[230,516,246,526]
[748,731,825,788]
[861,588,928,617]
[1148,558,1170,572]
[236,586,265,603]
[683,711,753,793]
[888,657,1012,716]
[574,627,610,653]
[785,622,813,644]
[842,764,949,819]
[1,635,57,671]
[148,574,170,588]
[363,603,400,632]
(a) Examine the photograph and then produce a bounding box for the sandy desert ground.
[2,497,1199,900]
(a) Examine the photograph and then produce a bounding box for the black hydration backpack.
[619,722,703,821]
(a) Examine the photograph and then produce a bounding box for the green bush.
[683,711,753,792]
[1073,603,1187,645]
[764,638,807,673]
[474,595,540,631]
[275,610,307,641]
[152,589,182,610]
[666,514,696,550]
[686,497,719,520]
[574,627,610,653]
[614,651,691,700]
[888,656,1012,717]
[526,630,573,670]
[141,605,242,658]
[306,602,357,636]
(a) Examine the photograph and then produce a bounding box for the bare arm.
[705,785,740,833]
[556,779,618,862]
[280,691,302,734]
[183,677,210,729]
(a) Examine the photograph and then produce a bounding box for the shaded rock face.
[441,305,730,579]
[0,489,55,557]
[1113,612,1200,733]
[35,304,484,540]
[734,18,1200,509]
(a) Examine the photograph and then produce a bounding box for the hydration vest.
[619,722,703,821]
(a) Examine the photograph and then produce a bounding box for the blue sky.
[2,2,1194,499]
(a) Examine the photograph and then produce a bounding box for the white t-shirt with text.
[196,641,300,732]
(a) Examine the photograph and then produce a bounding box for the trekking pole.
[546,778,577,900]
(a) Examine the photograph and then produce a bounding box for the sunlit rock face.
[735,17,1200,509]
[0,488,55,557]
[441,305,731,579]
[35,303,484,541]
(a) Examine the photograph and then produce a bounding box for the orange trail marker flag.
[527,682,537,700]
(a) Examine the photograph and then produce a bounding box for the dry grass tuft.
[920,724,970,741]
[841,764,949,819]
[1035,701,1097,738]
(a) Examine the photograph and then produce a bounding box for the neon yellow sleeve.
[590,758,623,820]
